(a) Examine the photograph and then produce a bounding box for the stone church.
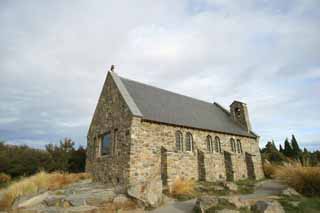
[86,69,264,205]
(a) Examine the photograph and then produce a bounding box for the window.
[230,138,236,152]
[185,132,193,152]
[175,131,183,151]
[101,132,111,156]
[207,135,213,152]
[215,136,221,153]
[235,107,241,118]
[236,139,242,153]
[113,129,118,155]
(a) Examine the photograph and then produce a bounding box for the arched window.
[236,139,242,153]
[207,135,213,152]
[230,138,236,152]
[215,136,221,153]
[185,132,193,152]
[175,131,183,151]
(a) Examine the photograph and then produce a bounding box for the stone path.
[150,199,196,213]
[149,180,287,213]
[240,179,287,200]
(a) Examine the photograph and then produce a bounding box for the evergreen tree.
[284,138,294,157]
[279,144,284,153]
[291,134,301,159]
[261,141,287,163]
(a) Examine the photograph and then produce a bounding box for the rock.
[290,201,300,207]
[223,182,238,191]
[113,194,129,205]
[223,196,246,208]
[216,209,239,213]
[128,178,162,207]
[43,195,65,207]
[214,186,225,191]
[16,192,49,208]
[281,187,300,197]
[65,206,99,213]
[194,195,219,213]
[86,190,115,207]
[251,200,285,213]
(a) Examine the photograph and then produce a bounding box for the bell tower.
[230,101,252,132]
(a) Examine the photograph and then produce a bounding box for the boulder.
[15,192,49,208]
[113,194,130,205]
[216,210,239,213]
[281,187,300,197]
[43,195,65,207]
[223,182,238,191]
[251,200,285,213]
[194,195,219,213]
[214,186,226,191]
[127,178,162,207]
[222,196,246,208]
[65,206,99,213]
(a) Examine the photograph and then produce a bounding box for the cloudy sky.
[1,0,319,150]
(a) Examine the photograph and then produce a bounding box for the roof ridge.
[119,75,217,106]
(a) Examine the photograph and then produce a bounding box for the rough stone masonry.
[86,69,264,207]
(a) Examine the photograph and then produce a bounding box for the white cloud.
[0,0,319,149]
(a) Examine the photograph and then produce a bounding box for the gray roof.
[111,72,256,138]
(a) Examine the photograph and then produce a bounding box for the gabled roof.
[110,72,256,138]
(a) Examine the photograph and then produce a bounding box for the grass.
[0,171,91,210]
[278,195,320,213]
[169,176,197,201]
[0,173,11,189]
[235,179,257,194]
[272,165,320,197]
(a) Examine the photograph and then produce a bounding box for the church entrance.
[224,151,234,181]
[245,152,256,180]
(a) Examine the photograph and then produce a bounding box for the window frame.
[230,138,236,153]
[236,139,242,153]
[207,135,213,153]
[100,132,112,156]
[175,131,183,151]
[185,132,193,152]
[215,136,221,153]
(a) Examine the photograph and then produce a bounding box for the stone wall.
[129,119,264,190]
[86,73,133,188]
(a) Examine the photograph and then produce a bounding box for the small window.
[185,132,193,152]
[207,135,213,152]
[237,139,242,153]
[175,131,183,151]
[101,132,111,156]
[235,107,241,118]
[230,138,236,153]
[215,136,221,153]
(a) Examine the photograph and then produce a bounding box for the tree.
[46,138,75,172]
[291,134,301,159]
[279,144,284,153]
[283,138,294,157]
[261,141,287,163]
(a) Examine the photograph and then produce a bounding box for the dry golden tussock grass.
[273,165,320,197]
[263,163,279,178]
[170,176,196,196]
[0,173,11,184]
[0,171,91,210]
